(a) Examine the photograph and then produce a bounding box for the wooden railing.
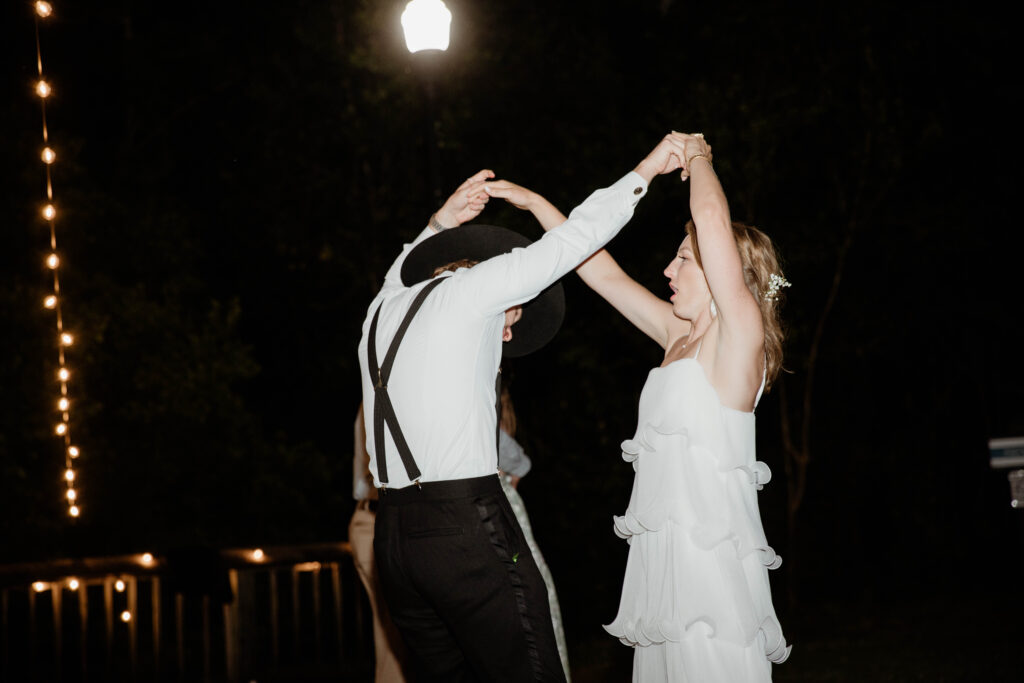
[0,542,372,682]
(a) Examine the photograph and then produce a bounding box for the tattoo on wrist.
[429,213,453,232]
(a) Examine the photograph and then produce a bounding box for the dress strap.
[693,335,704,360]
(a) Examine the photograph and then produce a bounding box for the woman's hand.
[482,180,539,211]
[679,133,712,181]
[434,169,495,229]
[486,180,567,232]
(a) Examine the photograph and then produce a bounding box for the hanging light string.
[33,1,81,519]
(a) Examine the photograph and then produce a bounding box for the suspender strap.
[367,277,446,487]
[495,369,502,452]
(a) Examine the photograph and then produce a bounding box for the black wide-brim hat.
[400,224,565,358]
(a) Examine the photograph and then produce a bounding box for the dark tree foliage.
[1,0,1021,675]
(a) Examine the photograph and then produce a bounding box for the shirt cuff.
[609,171,649,207]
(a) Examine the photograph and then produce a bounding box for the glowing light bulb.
[44,295,57,309]
[42,204,56,220]
[60,332,73,346]
[69,505,80,517]
[47,253,59,268]
[141,553,154,565]
[65,468,75,481]
[68,445,80,458]
[115,580,125,592]
[36,80,52,98]
[55,423,67,435]
[120,611,131,623]
[58,397,69,411]
[59,368,70,381]
[68,578,80,590]
[35,2,53,18]
[33,582,48,592]
[251,548,265,561]
[42,147,56,164]
[66,488,76,501]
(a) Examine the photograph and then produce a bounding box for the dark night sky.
[2,0,1022,678]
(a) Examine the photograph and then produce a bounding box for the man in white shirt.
[357,136,687,682]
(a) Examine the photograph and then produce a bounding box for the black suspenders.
[367,277,446,488]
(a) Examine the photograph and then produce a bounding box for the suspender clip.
[414,479,422,490]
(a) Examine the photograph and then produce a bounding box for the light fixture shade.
[401,0,452,53]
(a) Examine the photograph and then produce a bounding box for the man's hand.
[433,169,495,230]
[633,133,688,183]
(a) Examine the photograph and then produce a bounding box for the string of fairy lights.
[33,0,82,518]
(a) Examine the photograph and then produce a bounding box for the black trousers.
[373,474,567,683]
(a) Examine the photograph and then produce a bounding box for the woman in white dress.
[485,132,790,681]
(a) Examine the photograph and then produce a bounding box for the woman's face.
[663,234,709,319]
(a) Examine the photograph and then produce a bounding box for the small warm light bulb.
[42,147,56,164]
[251,548,265,561]
[35,2,53,18]
[55,423,67,435]
[68,578,80,590]
[120,611,131,623]
[36,80,52,98]
[68,445,80,458]
[69,505,80,517]
[44,295,57,309]
[66,488,76,501]
[60,332,73,346]
[47,253,59,268]
[33,581,48,592]
[65,468,75,481]
[42,204,56,220]
[141,553,154,565]
[59,368,70,381]
[115,579,126,592]
[58,397,69,411]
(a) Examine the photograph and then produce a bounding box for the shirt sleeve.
[379,226,435,294]
[497,429,532,478]
[454,171,648,315]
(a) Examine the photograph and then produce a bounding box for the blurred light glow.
[141,553,154,565]
[42,204,56,220]
[35,2,53,18]
[69,505,80,517]
[60,332,73,346]
[44,295,57,309]
[68,445,80,458]
[120,610,131,623]
[58,397,69,411]
[251,548,265,561]
[401,0,452,53]
[68,578,80,590]
[115,579,126,592]
[36,80,52,98]
[65,468,75,481]
[66,488,76,501]
[55,423,67,435]
[33,581,48,592]
[42,147,56,164]
[59,368,70,381]
[47,253,59,268]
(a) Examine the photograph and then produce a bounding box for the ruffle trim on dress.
[604,613,791,664]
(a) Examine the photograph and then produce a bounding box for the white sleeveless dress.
[604,347,791,682]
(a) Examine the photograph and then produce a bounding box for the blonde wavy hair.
[685,220,786,391]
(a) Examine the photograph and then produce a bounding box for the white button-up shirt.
[358,172,648,489]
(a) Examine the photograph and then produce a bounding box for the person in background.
[496,383,571,681]
[348,403,411,683]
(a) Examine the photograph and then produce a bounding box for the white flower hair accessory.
[764,273,791,302]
